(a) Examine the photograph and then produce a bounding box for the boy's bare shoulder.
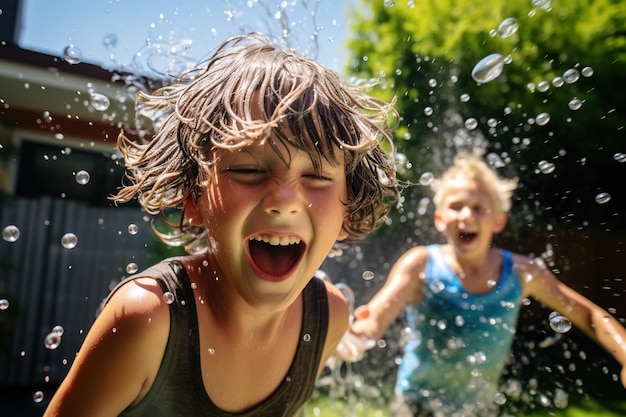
[45,273,173,415]
[511,252,547,273]
[323,280,350,325]
[94,276,172,363]
[398,245,430,267]
[105,276,171,319]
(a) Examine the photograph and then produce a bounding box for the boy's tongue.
[249,239,300,276]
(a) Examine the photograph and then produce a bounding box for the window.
[15,140,137,207]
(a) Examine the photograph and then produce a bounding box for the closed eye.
[223,167,269,183]
[226,167,265,174]
[303,173,334,181]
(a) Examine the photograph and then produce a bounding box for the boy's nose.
[262,181,302,215]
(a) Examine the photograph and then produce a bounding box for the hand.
[334,330,376,362]
[621,365,626,389]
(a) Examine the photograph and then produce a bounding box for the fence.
[0,196,153,386]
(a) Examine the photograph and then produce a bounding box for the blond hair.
[430,153,518,213]
[112,33,399,250]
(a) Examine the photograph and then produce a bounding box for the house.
[0,2,163,414]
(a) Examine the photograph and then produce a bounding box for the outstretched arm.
[520,256,626,388]
[335,246,427,361]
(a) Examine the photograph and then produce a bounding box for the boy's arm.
[319,280,350,373]
[44,278,170,416]
[520,256,626,388]
[344,246,428,347]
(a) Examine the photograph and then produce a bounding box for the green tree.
[346,0,626,229]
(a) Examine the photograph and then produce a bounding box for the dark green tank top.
[110,259,329,417]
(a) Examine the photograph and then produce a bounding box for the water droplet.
[383,0,395,8]
[163,292,175,304]
[90,93,110,111]
[613,153,626,163]
[61,233,78,249]
[303,333,312,342]
[537,80,550,92]
[429,279,445,294]
[465,117,478,130]
[2,225,20,242]
[208,348,215,355]
[486,153,505,168]
[563,68,580,84]
[552,76,564,88]
[377,168,390,185]
[419,172,434,186]
[52,325,64,336]
[554,388,569,409]
[532,0,552,11]
[126,263,138,274]
[497,18,519,38]
[595,192,611,204]
[127,223,139,235]
[424,106,433,116]
[549,311,572,333]
[63,45,83,64]
[75,170,90,185]
[568,98,583,110]
[538,160,556,174]
[33,391,44,403]
[102,33,118,48]
[0,299,9,310]
[362,270,375,281]
[44,332,61,350]
[493,391,508,405]
[471,53,506,83]
[581,66,594,77]
[535,112,550,126]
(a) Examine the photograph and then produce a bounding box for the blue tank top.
[395,244,523,414]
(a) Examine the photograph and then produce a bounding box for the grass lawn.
[303,395,626,417]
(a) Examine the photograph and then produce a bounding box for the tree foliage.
[345,0,626,230]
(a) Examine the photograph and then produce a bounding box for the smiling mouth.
[247,235,305,281]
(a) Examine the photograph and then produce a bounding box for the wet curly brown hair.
[112,32,399,252]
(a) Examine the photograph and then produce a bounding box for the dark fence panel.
[0,196,152,385]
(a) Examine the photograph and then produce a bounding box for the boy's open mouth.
[459,232,477,242]
[247,235,305,280]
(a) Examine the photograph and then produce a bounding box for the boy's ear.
[433,210,447,233]
[336,216,351,241]
[184,195,204,226]
[494,212,508,233]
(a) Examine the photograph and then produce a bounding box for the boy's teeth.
[253,235,301,246]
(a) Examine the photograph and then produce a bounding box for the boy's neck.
[442,245,503,290]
